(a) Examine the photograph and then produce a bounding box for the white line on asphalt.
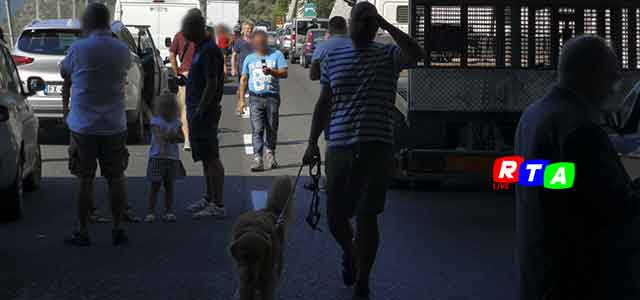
[243,134,254,155]
[251,190,268,210]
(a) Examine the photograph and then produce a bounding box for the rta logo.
[492,156,575,190]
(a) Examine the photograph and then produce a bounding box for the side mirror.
[27,77,45,95]
[165,37,172,48]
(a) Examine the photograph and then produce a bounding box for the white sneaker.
[265,150,278,170]
[186,198,209,212]
[144,214,155,223]
[193,203,227,219]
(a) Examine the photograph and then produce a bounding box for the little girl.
[145,94,186,223]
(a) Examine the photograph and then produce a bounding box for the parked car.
[12,19,151,142]
[0,39,45,220]
[289,18,329,64]
[300,29,328,68]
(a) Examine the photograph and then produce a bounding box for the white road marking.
[243,134,254,155]
[251,190,268,211]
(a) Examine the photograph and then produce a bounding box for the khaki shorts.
[325,142,394,217]
[68,132,130,179]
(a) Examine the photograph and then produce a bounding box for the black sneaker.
[112,228,129,246]
[64,231,90,247]
[123,209,141,223]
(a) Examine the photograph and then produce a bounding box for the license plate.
[44,84,62,96]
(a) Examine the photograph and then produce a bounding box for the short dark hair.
[187,8,202,16]
[329,16,347,35]
[181,11,206,39]
[82,3,111,31]
[252,30,267,39]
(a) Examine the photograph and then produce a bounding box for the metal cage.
[408,0,640,112]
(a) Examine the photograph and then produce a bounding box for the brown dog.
[230,176,294,300]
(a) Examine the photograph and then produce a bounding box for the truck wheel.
[127,109,147,144]
[0,157,24,221]
[24,144,42,192]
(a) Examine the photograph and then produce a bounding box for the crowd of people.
[57,2,420,299]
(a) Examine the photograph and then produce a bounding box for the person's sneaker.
[193,203,227,219]
[64,231,91,247]
[183,143,191,152]
[123,209,141,223]
[265,151,278,170]
[144,214,156,223]
[186,198,209,212]
[251,156,264,172]
[163,213,177,223]
[89,212,111,223]
[112,228,129,246]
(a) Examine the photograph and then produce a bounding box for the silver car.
[0,39,45,220]
[12,19,148,142]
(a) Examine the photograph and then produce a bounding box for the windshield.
[18,29,81,55]
[296,20,329,35]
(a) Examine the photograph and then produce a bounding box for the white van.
[114,0,239,61]
[376,0,409,33]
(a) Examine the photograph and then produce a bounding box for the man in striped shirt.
[303,3,424,299]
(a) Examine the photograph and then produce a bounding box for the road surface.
[0,66,515,300]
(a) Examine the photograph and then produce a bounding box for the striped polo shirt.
[321,42,404,147]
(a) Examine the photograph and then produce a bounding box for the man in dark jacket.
[515,35,640,300]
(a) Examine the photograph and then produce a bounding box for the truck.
[114,0,239,61]
[396,0,640,185]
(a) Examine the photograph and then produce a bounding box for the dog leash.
[276,156,323,231]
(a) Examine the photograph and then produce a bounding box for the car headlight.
[0,106,9,122]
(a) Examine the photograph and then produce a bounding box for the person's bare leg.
[209,158,225,207]
[202,160,213,204]
[179,86,190,148]
[77,178,94,233]
[107,177,127,229]
[355,215,380,292]
[163,177,174,214]
[327,196,357,287]
[148,181,161,215]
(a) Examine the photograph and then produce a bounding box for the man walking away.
[310,16,349,81]
[170,8,202,151]
[516,35,640,300]
[303,3,423,299]
[231,21,255,115]
[239,30,288,172]
[181,13,227,219]
[61,3,132,246]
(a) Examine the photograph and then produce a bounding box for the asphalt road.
[0,66,515,300]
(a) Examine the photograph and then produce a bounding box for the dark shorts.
[325,142,394,217]
[68,131,129,179]
[147,158,186,182]
[188,108,221,162]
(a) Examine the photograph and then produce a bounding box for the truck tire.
[24,144,42,192]
[0,157,24,221]
[127,108,147,144]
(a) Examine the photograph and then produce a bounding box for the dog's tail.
[266,175,294,227]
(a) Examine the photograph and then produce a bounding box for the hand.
[231,69,238,77]
[236,98,247,115]
[302,142,321,165]
[263,67,274,76]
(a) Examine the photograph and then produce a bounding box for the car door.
[0,44,35,170]
[115,26,144,113]
[139,28,163,100]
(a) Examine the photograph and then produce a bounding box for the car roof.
[23,19,80,30]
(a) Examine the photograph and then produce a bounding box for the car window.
[0,47,20,94]
[17,29,81,55]
[116,27,138,53]
[139,29,156,52]
[297,21,329,35]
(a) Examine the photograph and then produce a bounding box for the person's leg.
[148,181,161,215]
[106,176,126,230]
[354,215,380,293]
[207,157,225,207]
[326,147,358,285]
[76,177,95,234]
[264,96,281,169]
[98,133,130,244]
[202,160,214,203]
[250,96,267,170]
[178,83,190,149]
[163,177,174,214]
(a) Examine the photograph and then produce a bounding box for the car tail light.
[0,106,8,122]
[12,55,34,66]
